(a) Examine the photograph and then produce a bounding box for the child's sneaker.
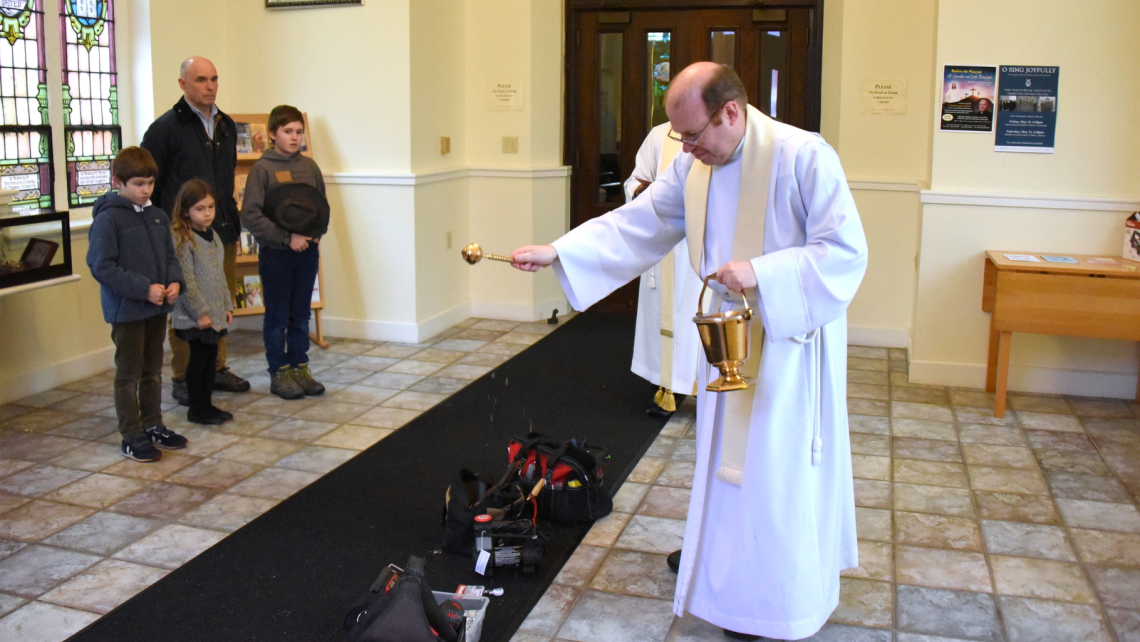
[145,425,188,450]
[122,433,162,462]
[293,364,325,396]
[270,366,305,400]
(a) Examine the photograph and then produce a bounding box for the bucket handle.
[697,274,753,317]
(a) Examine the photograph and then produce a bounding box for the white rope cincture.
[792,328,823,465]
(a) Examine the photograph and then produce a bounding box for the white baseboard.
[910,359,1139,400]
[416,301,474,342]
[847,325,909,349]
[319,301,473,344]
[0,346,115,405]
[318,316,420,344]
[470,297,569,323]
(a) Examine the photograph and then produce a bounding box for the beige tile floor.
[511,347,1140,642]
[0,326,1138,641]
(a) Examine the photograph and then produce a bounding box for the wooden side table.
[981,251,1140,417]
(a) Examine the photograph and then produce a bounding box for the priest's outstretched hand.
[510,245,558,272]
[716,260,758,293]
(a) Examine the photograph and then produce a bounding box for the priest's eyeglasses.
[667,101,728,146]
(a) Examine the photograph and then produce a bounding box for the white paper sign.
[488,81,522,111]
[1003,254,1040,262]
[861,79,907,115]
[475,549,490,575]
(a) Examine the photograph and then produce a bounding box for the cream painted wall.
[818,0,843,146]
[832,0,936,182]
[464,1,538,169]
[409,0,470,327]
[0,237,115,404]
[845,187,921,347]
[911,0,1140,396]
[822,0,937,347]
[410,0,466,174]
[929,0,1140,197]
[220,1,411,173]
[912,204,1138,396]
[318,183,418,338]
[463,0,569,321]
[145,0,229,122]
[413,180,470,324]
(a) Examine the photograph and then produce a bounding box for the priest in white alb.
[511,62,868,640]
[625,121,703,418]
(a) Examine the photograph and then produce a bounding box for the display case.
[0,210,72,289]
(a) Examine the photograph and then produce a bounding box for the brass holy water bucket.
[693,275,754,392]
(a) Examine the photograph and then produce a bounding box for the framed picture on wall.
[266,0,361,8]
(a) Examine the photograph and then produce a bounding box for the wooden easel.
[231,112,329,349]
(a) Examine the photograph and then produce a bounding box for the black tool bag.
[344,556,465,642]
[441,468,534,555]
[509,432,613,526]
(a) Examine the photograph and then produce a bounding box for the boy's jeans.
[111,314,167,439]
[260,244,320,373]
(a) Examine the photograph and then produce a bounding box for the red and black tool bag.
[508,432,612,525]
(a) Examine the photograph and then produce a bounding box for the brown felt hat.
[263,183,330,238]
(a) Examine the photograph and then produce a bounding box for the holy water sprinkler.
[461,243,512,265]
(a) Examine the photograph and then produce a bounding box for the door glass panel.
[759,30,788,120]
[597,32,623,204]
[646,31,671,130]
[709,30,736,70]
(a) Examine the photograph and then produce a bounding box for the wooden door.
[566,2,823,310]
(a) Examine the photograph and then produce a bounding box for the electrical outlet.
[446,231,452,249]
[502,136,519,154]
[440,136,451,154]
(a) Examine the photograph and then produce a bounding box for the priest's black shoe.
[722,630,761,641]
[647,404,674,418]
[666,549,681,572]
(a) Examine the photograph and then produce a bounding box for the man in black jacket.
[142,56,250,401]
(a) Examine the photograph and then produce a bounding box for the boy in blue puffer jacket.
[87,147,190,462]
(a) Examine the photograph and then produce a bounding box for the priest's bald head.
[665,62,749,166]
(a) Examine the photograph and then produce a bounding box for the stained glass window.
[60,0,118,207]
[646,32,670,130]
[0,0,53,211]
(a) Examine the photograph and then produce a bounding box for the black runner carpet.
[69,308,669,642]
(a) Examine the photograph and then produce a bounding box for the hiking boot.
[270,366,305,400]
[171,378,190,407]
[121,433,161,462]
[293,364,325,396]
[213,368,251,392]
[146,425,188,449]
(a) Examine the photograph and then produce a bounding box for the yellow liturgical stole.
[683,104,777,486]
[655,131,684,394]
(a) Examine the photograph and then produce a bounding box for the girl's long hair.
[171,179,217,248]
